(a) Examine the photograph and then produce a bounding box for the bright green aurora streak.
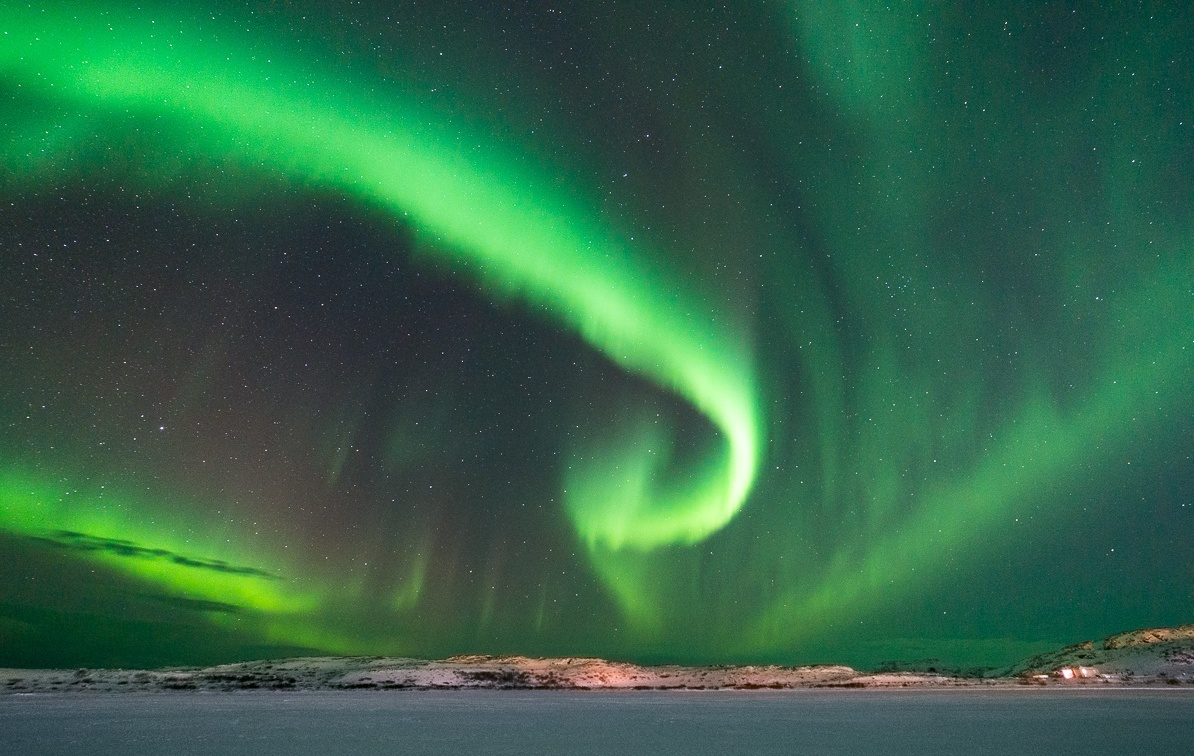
[1,3,759,551]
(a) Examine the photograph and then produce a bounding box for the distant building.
[1055,666,1097,679]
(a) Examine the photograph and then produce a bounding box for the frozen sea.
[3,689,1193,755]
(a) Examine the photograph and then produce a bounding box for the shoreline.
[4,661,1191,695]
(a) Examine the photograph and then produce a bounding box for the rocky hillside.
[1002,624,1194,683]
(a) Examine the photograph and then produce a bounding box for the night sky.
[2,1,1191,670]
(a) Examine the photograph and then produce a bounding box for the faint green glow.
[751,272,1194,650]
[745,0,1194,648]
[390,551,428,612]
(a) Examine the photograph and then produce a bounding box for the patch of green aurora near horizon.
[0,470,318,616]
[0,5,760,558]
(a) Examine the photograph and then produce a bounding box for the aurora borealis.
[1,1,1191,670]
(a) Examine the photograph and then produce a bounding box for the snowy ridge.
[4,624,1193,692]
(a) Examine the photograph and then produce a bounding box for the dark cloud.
[143,594,243,615]
[32,531,280,580]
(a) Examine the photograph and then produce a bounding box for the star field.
[1,1,1191,669]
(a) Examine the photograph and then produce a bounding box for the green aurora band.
[1,1,1191,666]
[1,0,762,641]
[1,4,760,551]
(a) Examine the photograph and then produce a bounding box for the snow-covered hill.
[4,624,1193,692]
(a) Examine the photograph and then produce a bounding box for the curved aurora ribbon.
[0,5,760,551]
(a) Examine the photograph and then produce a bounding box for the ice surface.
[3,690,1194,755]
